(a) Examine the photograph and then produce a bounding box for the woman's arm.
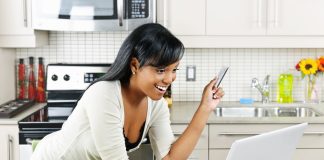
[163,79,224,160]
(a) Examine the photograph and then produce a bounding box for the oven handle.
[47,99,77,103]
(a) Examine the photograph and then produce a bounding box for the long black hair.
[98,23,184,86]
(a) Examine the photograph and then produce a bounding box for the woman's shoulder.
[87,81,120,93]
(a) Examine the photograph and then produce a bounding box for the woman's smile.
[154,84,168,94]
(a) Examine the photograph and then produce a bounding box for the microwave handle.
[117,0,124,26]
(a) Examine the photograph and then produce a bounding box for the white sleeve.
[149,100,175,160]
[83,82,128,160]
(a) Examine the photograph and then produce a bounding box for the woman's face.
[134,61,179,100]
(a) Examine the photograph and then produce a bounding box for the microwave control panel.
[128,0,148,19]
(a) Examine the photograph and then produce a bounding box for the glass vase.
[303,75,321,103]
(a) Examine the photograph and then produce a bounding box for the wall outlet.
[186,65,196,81]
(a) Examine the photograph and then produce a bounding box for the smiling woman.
[31,23,225,160]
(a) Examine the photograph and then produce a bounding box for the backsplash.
[16,31,324,102]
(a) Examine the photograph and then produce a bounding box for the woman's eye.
[156,69,165,73]
[172,68,179,73]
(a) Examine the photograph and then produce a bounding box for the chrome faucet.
[251,75,270,104]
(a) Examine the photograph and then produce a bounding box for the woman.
[32,23,224,160]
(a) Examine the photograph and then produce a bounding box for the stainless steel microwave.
[32,0,156,31]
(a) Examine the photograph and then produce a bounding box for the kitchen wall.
[16,31,324,103]
[0,49,16,104]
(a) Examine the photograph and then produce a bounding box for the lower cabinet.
[209,124,324,160]
[0,124,19,160]
[171,124,208,159]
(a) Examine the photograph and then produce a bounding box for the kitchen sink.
[214,107,322,118]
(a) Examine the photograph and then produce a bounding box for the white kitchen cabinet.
[159,0,324,48]
[0,0,48,48]
[206,0,324,36]
[171,124,208,159]
[164,0,205,36]
[0,124,19,160]
[267,0,324,35]
[209,124,324,160]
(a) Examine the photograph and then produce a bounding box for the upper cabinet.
[0,0,48,48]
[164,0,205,35]
[158,0,324,48]
[266,0,324,35]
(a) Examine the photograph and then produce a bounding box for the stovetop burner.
[0,99,35,118]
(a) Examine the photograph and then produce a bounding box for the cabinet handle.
[257,0,262,27]
[8,135,13,160]
[173,132,182,136]
[219,132,324,136]
[23,0,28,27]
[218,132,259,136]
[117,0,124,26]
[274,0,279,27]
[304,132,324,135]
[163,0,168,27]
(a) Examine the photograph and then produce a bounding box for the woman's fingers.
[213,87,225,99]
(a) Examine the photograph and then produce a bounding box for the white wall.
[16,31,324,103]
[0,48,16,104]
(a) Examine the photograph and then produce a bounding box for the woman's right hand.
[200,78,225,112]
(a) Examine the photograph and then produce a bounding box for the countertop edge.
[0,103,46,125]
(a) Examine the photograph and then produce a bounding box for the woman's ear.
[130,58,140,74]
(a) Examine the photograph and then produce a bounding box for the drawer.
[188,149,208,160]
[210,149,324,160]
[293,149,324,160]
[209,149,228,160]
[171,124,208,149]
[209,124,324,149]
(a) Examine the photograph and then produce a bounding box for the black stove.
[18,64,110,147]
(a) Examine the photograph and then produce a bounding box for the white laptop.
[226,123,308,160]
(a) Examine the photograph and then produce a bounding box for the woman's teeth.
[156,85,167,91]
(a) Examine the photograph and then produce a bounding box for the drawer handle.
[219,132,324,136]
[174,132,207,138]
[173,132,182,136]
[218,132,259,136]
[304,132,324,135]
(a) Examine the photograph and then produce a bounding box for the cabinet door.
[267,0,324,35]
[206,0,267,35]
[0,0,47,48]
[171,124,208,149]
[187,149,208,160]
[0,0,32,35]
[165,0,205,35]
[0,125,19,160]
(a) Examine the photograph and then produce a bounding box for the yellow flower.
[299,58,318,75]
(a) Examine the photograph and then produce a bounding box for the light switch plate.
[186,65,196,81]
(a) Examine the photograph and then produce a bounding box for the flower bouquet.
[295,57,324,103]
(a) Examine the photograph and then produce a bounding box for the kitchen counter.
[0,103,46,125]
[170,101,324,124]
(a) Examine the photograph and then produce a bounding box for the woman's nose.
[163,72,174,84]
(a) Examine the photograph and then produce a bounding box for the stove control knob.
[63,74,70,81]
[51,74,58,81]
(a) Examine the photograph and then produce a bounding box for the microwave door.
[58,0,116,20]
[32,0,129,31]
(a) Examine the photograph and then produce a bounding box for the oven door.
[32,0,155,31]
[19,127,61,160]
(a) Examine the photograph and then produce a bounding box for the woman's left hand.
[200,78,225,112]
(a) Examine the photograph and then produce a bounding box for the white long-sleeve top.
[31,81,175,160]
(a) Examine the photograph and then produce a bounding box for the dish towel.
[32,140,41,152]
